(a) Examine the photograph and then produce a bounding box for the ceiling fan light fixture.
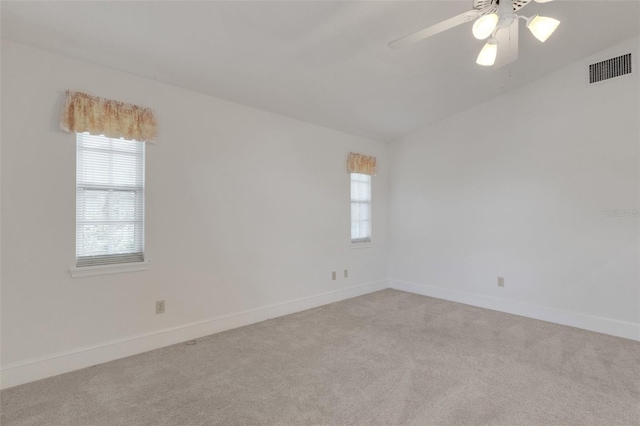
[472,13,499,39]
[476,38,498,66]
[526,15,560,42]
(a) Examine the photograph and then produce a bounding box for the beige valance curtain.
[347,152,377,176]
[60,91,157,143]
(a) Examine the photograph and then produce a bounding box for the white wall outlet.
[331,271,336,280]
[497,277,505,287]
[156,300,165,314]
[344,269,348,278]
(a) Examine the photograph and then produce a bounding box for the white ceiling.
[2,1,639,142]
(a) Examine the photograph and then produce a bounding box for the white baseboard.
[5,279,636,390]
[390,279,640,342]
[1,280,388,390]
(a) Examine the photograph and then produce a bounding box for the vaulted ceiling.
[2,1,639,142]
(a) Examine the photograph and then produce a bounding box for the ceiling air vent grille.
[588,53,632,84]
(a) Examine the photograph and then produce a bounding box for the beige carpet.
[1,289,639,425]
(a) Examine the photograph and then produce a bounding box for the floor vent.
[588,53,633,85]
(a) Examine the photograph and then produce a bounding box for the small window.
[76,133,145,267]
[350,173,372,244]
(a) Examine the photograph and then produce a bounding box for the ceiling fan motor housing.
[474,0,532,15]
[496,0,515,29]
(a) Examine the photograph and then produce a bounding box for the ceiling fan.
[388,0,560,68]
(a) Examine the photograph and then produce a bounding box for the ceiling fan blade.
[388,10,480,49]
[493,19,519,69]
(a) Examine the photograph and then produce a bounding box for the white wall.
[389,37,640,340]
[3,34,639,389]
[0,40,389,387]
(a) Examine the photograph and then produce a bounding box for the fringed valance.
[347,152,377,176]
[60,91,157,143]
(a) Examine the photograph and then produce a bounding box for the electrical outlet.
[497,277,505,287]
[344,269,348,278]
[156,300,165,314]
[331,271,336,280]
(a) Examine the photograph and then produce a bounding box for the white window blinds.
[351,173,372,243]
[76,133,145,267]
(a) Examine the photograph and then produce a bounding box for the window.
[76,133,145,267]
[351,173,372,244]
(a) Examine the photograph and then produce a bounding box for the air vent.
[588,53,633,84]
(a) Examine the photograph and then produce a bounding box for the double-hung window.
[350,173,372,244]
[76,133,145,267]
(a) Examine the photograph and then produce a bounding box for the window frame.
[73,132,147,275]
[350,172,373,246]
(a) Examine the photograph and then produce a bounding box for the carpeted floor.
[1,289,639,425]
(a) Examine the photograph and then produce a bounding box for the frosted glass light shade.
[472,13,499,40]
[527,15,560,42]
[476,38,498,66]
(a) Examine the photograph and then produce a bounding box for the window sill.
[350,242,374,249]
[70,261,149,278]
